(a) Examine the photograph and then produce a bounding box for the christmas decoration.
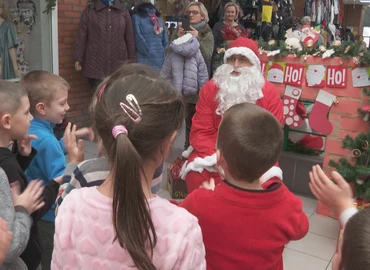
[282,86,303,128]
[326,66,346,88]
[257,29,370,65]
[352,66,370,88]
[266,62,285,83]
[359,88,370,121]
[260,61,267,76]
[44,0,56,13]
[329,133,370,200]
[306,65,326,87]
[308,90,336,135]
[284,63,304,86]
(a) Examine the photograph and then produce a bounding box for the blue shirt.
[25,118,66,222]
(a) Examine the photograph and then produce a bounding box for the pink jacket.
[52,187,206,269]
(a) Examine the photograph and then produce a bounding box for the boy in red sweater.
[180,103,309,270]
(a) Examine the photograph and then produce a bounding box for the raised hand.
[309,165,354,214]
[64,122,84,163]
[18,135,38,156]
[188,26,199,38]
[178,26,185,37]
[10,180,45,214]
[199,178,216,191]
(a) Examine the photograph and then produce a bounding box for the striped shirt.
[55,156,163,212]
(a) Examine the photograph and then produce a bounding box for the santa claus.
[180,37,284,193]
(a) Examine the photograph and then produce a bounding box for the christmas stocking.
[283,86,303,128]
[308,90,336,135]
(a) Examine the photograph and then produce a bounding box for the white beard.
[214,64,265,115]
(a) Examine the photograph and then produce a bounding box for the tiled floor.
[80,122,338,270]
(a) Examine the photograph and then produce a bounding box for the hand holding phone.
[181,15,192,32]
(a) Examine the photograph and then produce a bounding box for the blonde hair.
[19,70,70,114]
[187,2,209,23]
[0,1,11,21]
[223,2,242,21]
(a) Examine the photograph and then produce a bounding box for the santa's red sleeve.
[262,81,284,124]
[189,81,219,158]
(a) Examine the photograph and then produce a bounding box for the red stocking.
[283,86,303,128]
[308,90,336,135]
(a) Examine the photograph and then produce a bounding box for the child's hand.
[309,165,354,214]
[75,127,94,142]
[18,135,38,156]
[200,178,216,191]
[0,218,12,265]
[10,180,45,214]
[64,122,84,163]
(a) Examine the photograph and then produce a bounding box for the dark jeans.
[39,220,55,270]
[185,103,196,150]
[88,78,103,94]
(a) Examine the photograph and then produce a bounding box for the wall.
[292,0,305,19]
[260,54,369,218]
[58,0,91,127]
[342,4,364,35]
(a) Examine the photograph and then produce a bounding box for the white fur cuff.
[224,47,261,67]
[259,166,283,185]
[173,33,193,45]
[180,153,217,180]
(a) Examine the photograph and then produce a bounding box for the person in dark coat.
[74,0,136,92]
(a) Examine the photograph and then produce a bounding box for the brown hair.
[19,70,70,114]
[340,209,370,269]
[92,63,185,270]
[0,80,28,114]
[223,2,241,21]
[217,103,283,182]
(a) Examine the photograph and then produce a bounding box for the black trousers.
[185,103,196,150]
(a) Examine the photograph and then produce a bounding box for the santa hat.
[224,37,260,67]
[269,63,283,72]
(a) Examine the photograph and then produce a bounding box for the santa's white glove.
[199,178,216,191]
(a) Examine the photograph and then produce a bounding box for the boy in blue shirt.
[20,70,92,270]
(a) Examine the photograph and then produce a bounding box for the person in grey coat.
[0,169,44,270]
[161,33,209,97]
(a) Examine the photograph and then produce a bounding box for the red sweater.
[180,181,309,270]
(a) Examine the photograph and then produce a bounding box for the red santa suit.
[180,37,285,193]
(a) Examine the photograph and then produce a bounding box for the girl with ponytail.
[51,63,206,270]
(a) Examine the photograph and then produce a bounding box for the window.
[363,26,370,47]
[1,0,55,80]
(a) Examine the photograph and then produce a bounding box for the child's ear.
[0,114,12,130]
[35,102,46,116]
[216,149,227,168]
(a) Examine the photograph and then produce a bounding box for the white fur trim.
[180,153,217,180]
[224,47,261,67]
[259,166,283,185]
[173,33,192,45]
[182,146,194,159]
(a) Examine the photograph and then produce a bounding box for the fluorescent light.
[360,0,370,2]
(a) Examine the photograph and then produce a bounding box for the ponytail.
[112,135,157,270]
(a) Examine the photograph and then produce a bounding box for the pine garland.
[257,38,370,65]
[329,133,370,200]
[44,0,57,14]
